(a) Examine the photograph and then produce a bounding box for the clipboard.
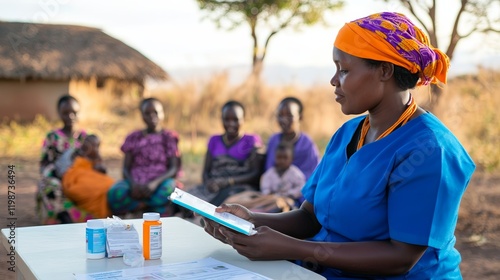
[169,188,256,236]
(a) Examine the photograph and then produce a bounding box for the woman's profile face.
[222,105,244,137]
[277,101,300,134]
[331,47,383,115]
[58,100,80,129]
[141,100,164,131]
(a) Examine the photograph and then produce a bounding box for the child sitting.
[62,134,115,218]
[75,134,107,173]
[260,143,306,203]
[55,134,106,177]
[224,143,305,213]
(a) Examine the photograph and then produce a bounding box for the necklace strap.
[357,96,417,150]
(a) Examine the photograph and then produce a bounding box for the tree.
[196,0,344,78]
[382,0,500,109]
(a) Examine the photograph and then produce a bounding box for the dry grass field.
[1,70,499,279]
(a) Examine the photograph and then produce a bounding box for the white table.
[1,217,325,280]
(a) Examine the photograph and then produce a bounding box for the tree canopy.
[196,0,344,76]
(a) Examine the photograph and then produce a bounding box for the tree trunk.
[251,58,264,81]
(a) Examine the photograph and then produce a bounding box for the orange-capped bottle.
[143,212,162,260]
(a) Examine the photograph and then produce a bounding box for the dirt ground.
[0,157,499,279]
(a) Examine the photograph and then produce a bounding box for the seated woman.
[36,94,93,224]
[62,134,114,218]
[107,97,181,216]
[264,97,320,206]
[265,97,320,180]
[200,12,476,279]
[188,100,264,206]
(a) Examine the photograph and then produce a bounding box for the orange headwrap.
[334,12,450,86]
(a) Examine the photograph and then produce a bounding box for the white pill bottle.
[86,219,106,259]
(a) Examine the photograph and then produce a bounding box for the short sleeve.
[75,130,87,147]
[388,145,473,248]
[163,130,180,158]
[121,131,138,153]
[207,135,220,157]
[298,134,320,179]
[40,131,56,162]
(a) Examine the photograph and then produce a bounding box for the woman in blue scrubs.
[201,12,475,279]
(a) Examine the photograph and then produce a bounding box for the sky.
[1,0,499,85]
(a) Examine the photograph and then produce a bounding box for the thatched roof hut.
[0,21,168,82]
[0,21,169,121]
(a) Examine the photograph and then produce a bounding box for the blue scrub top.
[302,113,475,279]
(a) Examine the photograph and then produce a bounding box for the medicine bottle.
[86,219,106,259]
[143,212,162,260]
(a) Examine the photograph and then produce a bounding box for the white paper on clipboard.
[169,188,256,236]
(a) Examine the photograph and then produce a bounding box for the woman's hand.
[130,182,142,199]
[130,183,150,199]
[220,225,293,261]
[215,203,252,221]
[201,203,298,261]
[146,181,159,194]
[201,217,229,244]
[201,203,253,244]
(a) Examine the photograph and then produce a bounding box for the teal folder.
[169,188,256,236]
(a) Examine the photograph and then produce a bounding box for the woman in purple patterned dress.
[107,98,181,216]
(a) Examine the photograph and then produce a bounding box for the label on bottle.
[86,228,106,254]
[148,225,162,259]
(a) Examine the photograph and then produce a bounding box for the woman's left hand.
[206,179,220,193]
[130,183,146,199]
[218,226,292,261]
[146,181,158,194]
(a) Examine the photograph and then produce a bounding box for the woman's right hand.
[216,203,252,221]
[130,182,146,199]
[201,203,253,243]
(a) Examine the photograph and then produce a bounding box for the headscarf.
[334,12,450,86]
